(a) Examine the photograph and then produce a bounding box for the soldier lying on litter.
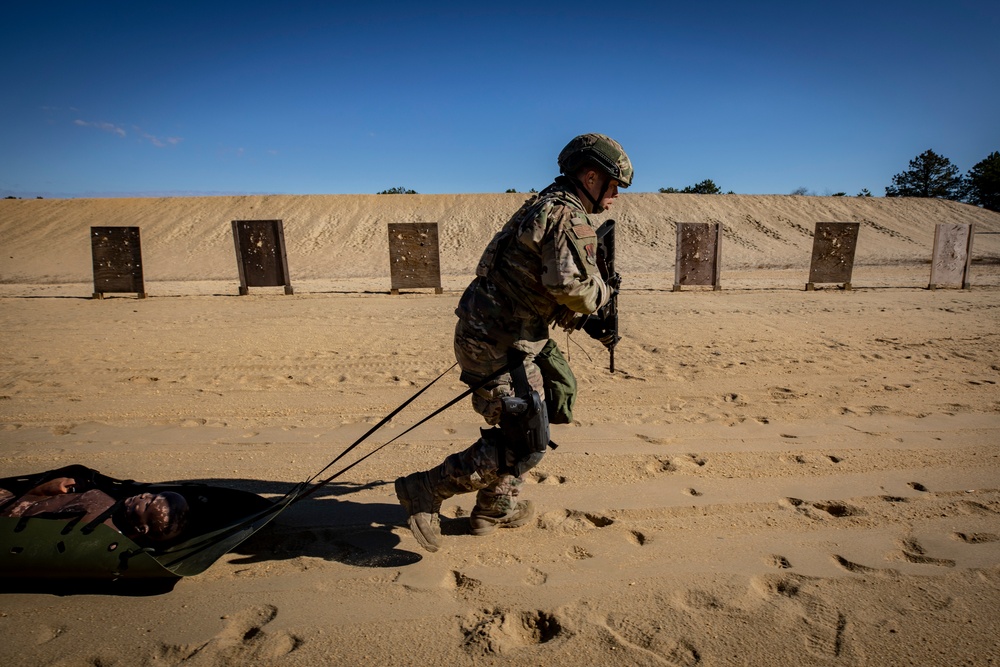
[0,473,189,545]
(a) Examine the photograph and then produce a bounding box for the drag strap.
[291,358,518,504]
[301,363,459,488]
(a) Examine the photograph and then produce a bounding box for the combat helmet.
[558,133,633,188]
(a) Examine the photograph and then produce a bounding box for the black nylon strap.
[289,358,518,505]
[299,362,459,489]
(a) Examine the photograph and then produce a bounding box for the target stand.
[928,223,974,290]
[673,222,723,292]
[387,222,443,295]
[806,222,860,291]
[90,226,146,299]
[231,220,293,296]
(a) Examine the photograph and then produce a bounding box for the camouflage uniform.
[407,178,612,524]
[396,133,632,552]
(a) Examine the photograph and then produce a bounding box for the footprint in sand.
[448,570,482,593]
[460,608,563,656]
[767,554,792,569]
[636,433,674,445]
[780,498,862,521]
[165,604,302,665]
[676,588,723,612]
[646,454,706,475]
[526,567,548,586]
[955,500,999,516]
[627,530,649,546]
[801,596,847,659]
[952,532,1000,544]
[602,612,701,666]
[890,538,956,567]
[538,509,614,535]
[750,575,849,659]
[832,554,896,576]
[527,471,566,485]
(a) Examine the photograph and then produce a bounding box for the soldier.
[1,473,189,544]
[395,134,633,552]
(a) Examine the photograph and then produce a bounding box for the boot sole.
[408,516,441,553]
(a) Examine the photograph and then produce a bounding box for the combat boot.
[394,472,443,552]
[468,473,532,537]
[470,499,535,536]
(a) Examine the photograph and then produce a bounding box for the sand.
[1,193,999,666]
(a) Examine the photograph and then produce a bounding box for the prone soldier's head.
[121,491,189,543]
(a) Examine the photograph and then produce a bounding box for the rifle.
[595,220,620,373]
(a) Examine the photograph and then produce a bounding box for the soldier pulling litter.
[395,133,634,552]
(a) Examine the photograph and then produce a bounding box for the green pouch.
[535,339,577,424]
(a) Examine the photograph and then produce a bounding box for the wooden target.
[90,226,146,299]
[673,222,722,291]
[231,220,293,295]
[806,222,860,290]
[928,223,974,290]
[387,222,443,294]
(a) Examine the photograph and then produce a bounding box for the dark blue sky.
[2,1,997,197]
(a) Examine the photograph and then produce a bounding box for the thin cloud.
[137,130,182,148]
[74,119,126,137]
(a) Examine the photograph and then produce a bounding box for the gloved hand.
[553,306,586,331]
[583,314,618,349]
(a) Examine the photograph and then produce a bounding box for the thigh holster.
[484,349,557,475]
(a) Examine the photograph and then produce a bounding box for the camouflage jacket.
[455,179,611,350]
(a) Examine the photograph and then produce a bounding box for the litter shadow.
[1,577,179,597]
[181,477,426,569]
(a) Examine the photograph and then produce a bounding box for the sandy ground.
[1,194,1000,666]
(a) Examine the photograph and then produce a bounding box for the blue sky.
[1,1,997,198]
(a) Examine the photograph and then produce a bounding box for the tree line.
[378,149,999,212]
[655,149,999,212]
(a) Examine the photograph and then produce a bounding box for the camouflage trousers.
[433,436,532,514]
[420,318,550,512]
[453,318,547,425]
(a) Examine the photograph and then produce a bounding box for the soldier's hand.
[583,315,618,349]
[553,306,585,331]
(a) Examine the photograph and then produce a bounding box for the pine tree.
[965,151,1000,212]
[659,179,723,194]
[885,149,964,199]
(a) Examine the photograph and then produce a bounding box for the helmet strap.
[594,176,612,214]
[566,174,605,214]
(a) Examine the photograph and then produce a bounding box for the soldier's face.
[582,169,620,212]
[600,179,621,210]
